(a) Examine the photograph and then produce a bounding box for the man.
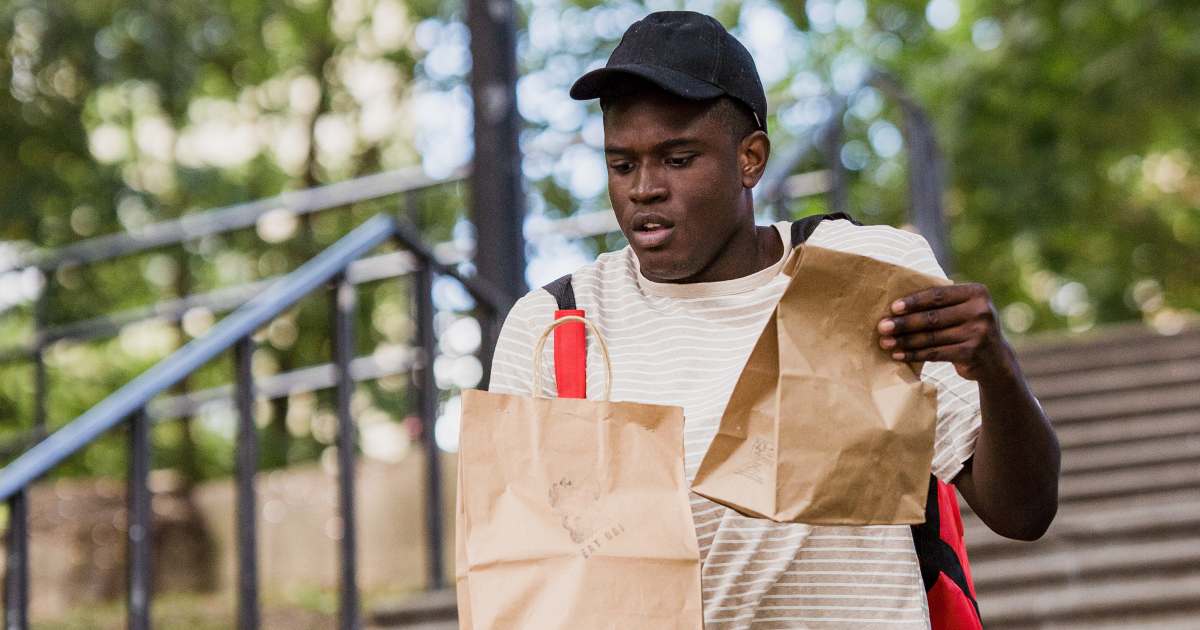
[488,11,1060,628]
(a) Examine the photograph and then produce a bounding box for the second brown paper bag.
[691,244,952,525]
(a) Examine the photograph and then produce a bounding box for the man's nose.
[628,165,668,204]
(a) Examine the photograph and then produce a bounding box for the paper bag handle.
[531,315,613,400]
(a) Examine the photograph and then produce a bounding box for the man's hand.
[876,283,1016,382]
[876,281,1061,541]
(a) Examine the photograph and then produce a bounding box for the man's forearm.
[957,346,1061,540]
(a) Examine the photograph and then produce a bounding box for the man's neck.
[670,222,785,284]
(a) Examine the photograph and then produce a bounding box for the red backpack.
[540,213,982,629]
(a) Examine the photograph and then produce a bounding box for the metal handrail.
[0,215,511,496]
[0,249,449,363]
[0,214,396,500]
[5,167,465,274]
[1,211,503,629]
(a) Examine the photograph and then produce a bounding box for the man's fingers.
[890,284,975,316]
[881,323,974,351]
[889,341,974,364]
[879,302,976,335]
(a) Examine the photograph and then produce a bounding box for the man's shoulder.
[807,218,931,267]
[510,248,634,316]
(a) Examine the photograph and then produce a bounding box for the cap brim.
[569,64,725,101]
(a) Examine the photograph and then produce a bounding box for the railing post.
[477,312,499,391]
[330,275,361,629]
[415,261,444,590]
[468,0,527,310]
[127,407,152,630]
[32,279,48,443]
[3,490,29,630]
[868,71,955,274]
[233,336,259,630]
[818,101,849,217]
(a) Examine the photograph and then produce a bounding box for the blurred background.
[1,0,1198,628]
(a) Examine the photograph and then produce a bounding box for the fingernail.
[892,352,905,360]
[880,337,896,349]
[891,300,906,314]
[879,319,895,334]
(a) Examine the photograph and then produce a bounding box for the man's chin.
[634,251,695,283]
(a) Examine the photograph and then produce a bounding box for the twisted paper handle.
[530,315,613,401]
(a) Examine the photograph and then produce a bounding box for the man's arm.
[878,283,1061,541]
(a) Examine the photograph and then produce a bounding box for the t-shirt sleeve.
[899,232,984,483]
[487,289,558,397]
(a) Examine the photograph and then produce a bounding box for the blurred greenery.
[0,0,469,483]
[2,0,1198,485]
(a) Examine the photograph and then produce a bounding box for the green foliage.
[864,0,1200,333]
[0,0,468,482]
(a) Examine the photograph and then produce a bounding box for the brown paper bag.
[691,245,951,525]
[456,317,703,629]
[454,450,474,628]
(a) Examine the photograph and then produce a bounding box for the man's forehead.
[602,93,716,140]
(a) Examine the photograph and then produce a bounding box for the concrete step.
[1054,410,1200,449]
[963,489,1200,559]
[1028,359,1200,401]
[1059,433,1200,474]
[979,571,1200,628]
[970,535,1200,590]
[986,611,1200,630]
[371,622,457,630]
[959,460,1198,514]
[1058,460,1200,503]
[1038,381,1199,425]
[1016,328,1200,377]
[369,589,457,629]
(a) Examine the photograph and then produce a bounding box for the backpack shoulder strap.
[912,477,982,623]
[542,273,577,310]
[790,211,863,247]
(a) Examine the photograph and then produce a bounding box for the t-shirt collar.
[634,221,792,298]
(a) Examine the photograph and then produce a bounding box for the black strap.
[790,212,862,246]
[543,273,577,311]
[911,475,982,616]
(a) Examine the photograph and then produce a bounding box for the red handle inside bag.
[553,309,587,398]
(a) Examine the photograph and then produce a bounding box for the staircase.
[378,323,1200,629]
[966,323,1200,629]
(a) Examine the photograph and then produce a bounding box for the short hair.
[598,77,760,145]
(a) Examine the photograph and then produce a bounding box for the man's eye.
[609,162,634,173]
[666,156,695,167]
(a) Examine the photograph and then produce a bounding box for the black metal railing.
[755,68,954,274]
[0,213,509,629]
[0,167,467,451]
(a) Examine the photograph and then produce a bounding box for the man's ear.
[739,130,770,189]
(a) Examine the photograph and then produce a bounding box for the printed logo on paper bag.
[734,437,775,485]
[548,477,625,559]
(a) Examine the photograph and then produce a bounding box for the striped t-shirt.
[488,218,983,628]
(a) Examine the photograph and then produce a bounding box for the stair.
[967,324,1200,629]
[369,588,458,630]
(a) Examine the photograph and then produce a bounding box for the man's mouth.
[630,215,676,249]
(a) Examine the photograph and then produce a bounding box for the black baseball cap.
[570,11,768,132]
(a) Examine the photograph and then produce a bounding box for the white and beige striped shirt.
[488,219,983,629]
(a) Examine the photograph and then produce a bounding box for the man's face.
[603,91,750,282]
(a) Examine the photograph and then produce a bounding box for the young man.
[488,11,1060,628]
